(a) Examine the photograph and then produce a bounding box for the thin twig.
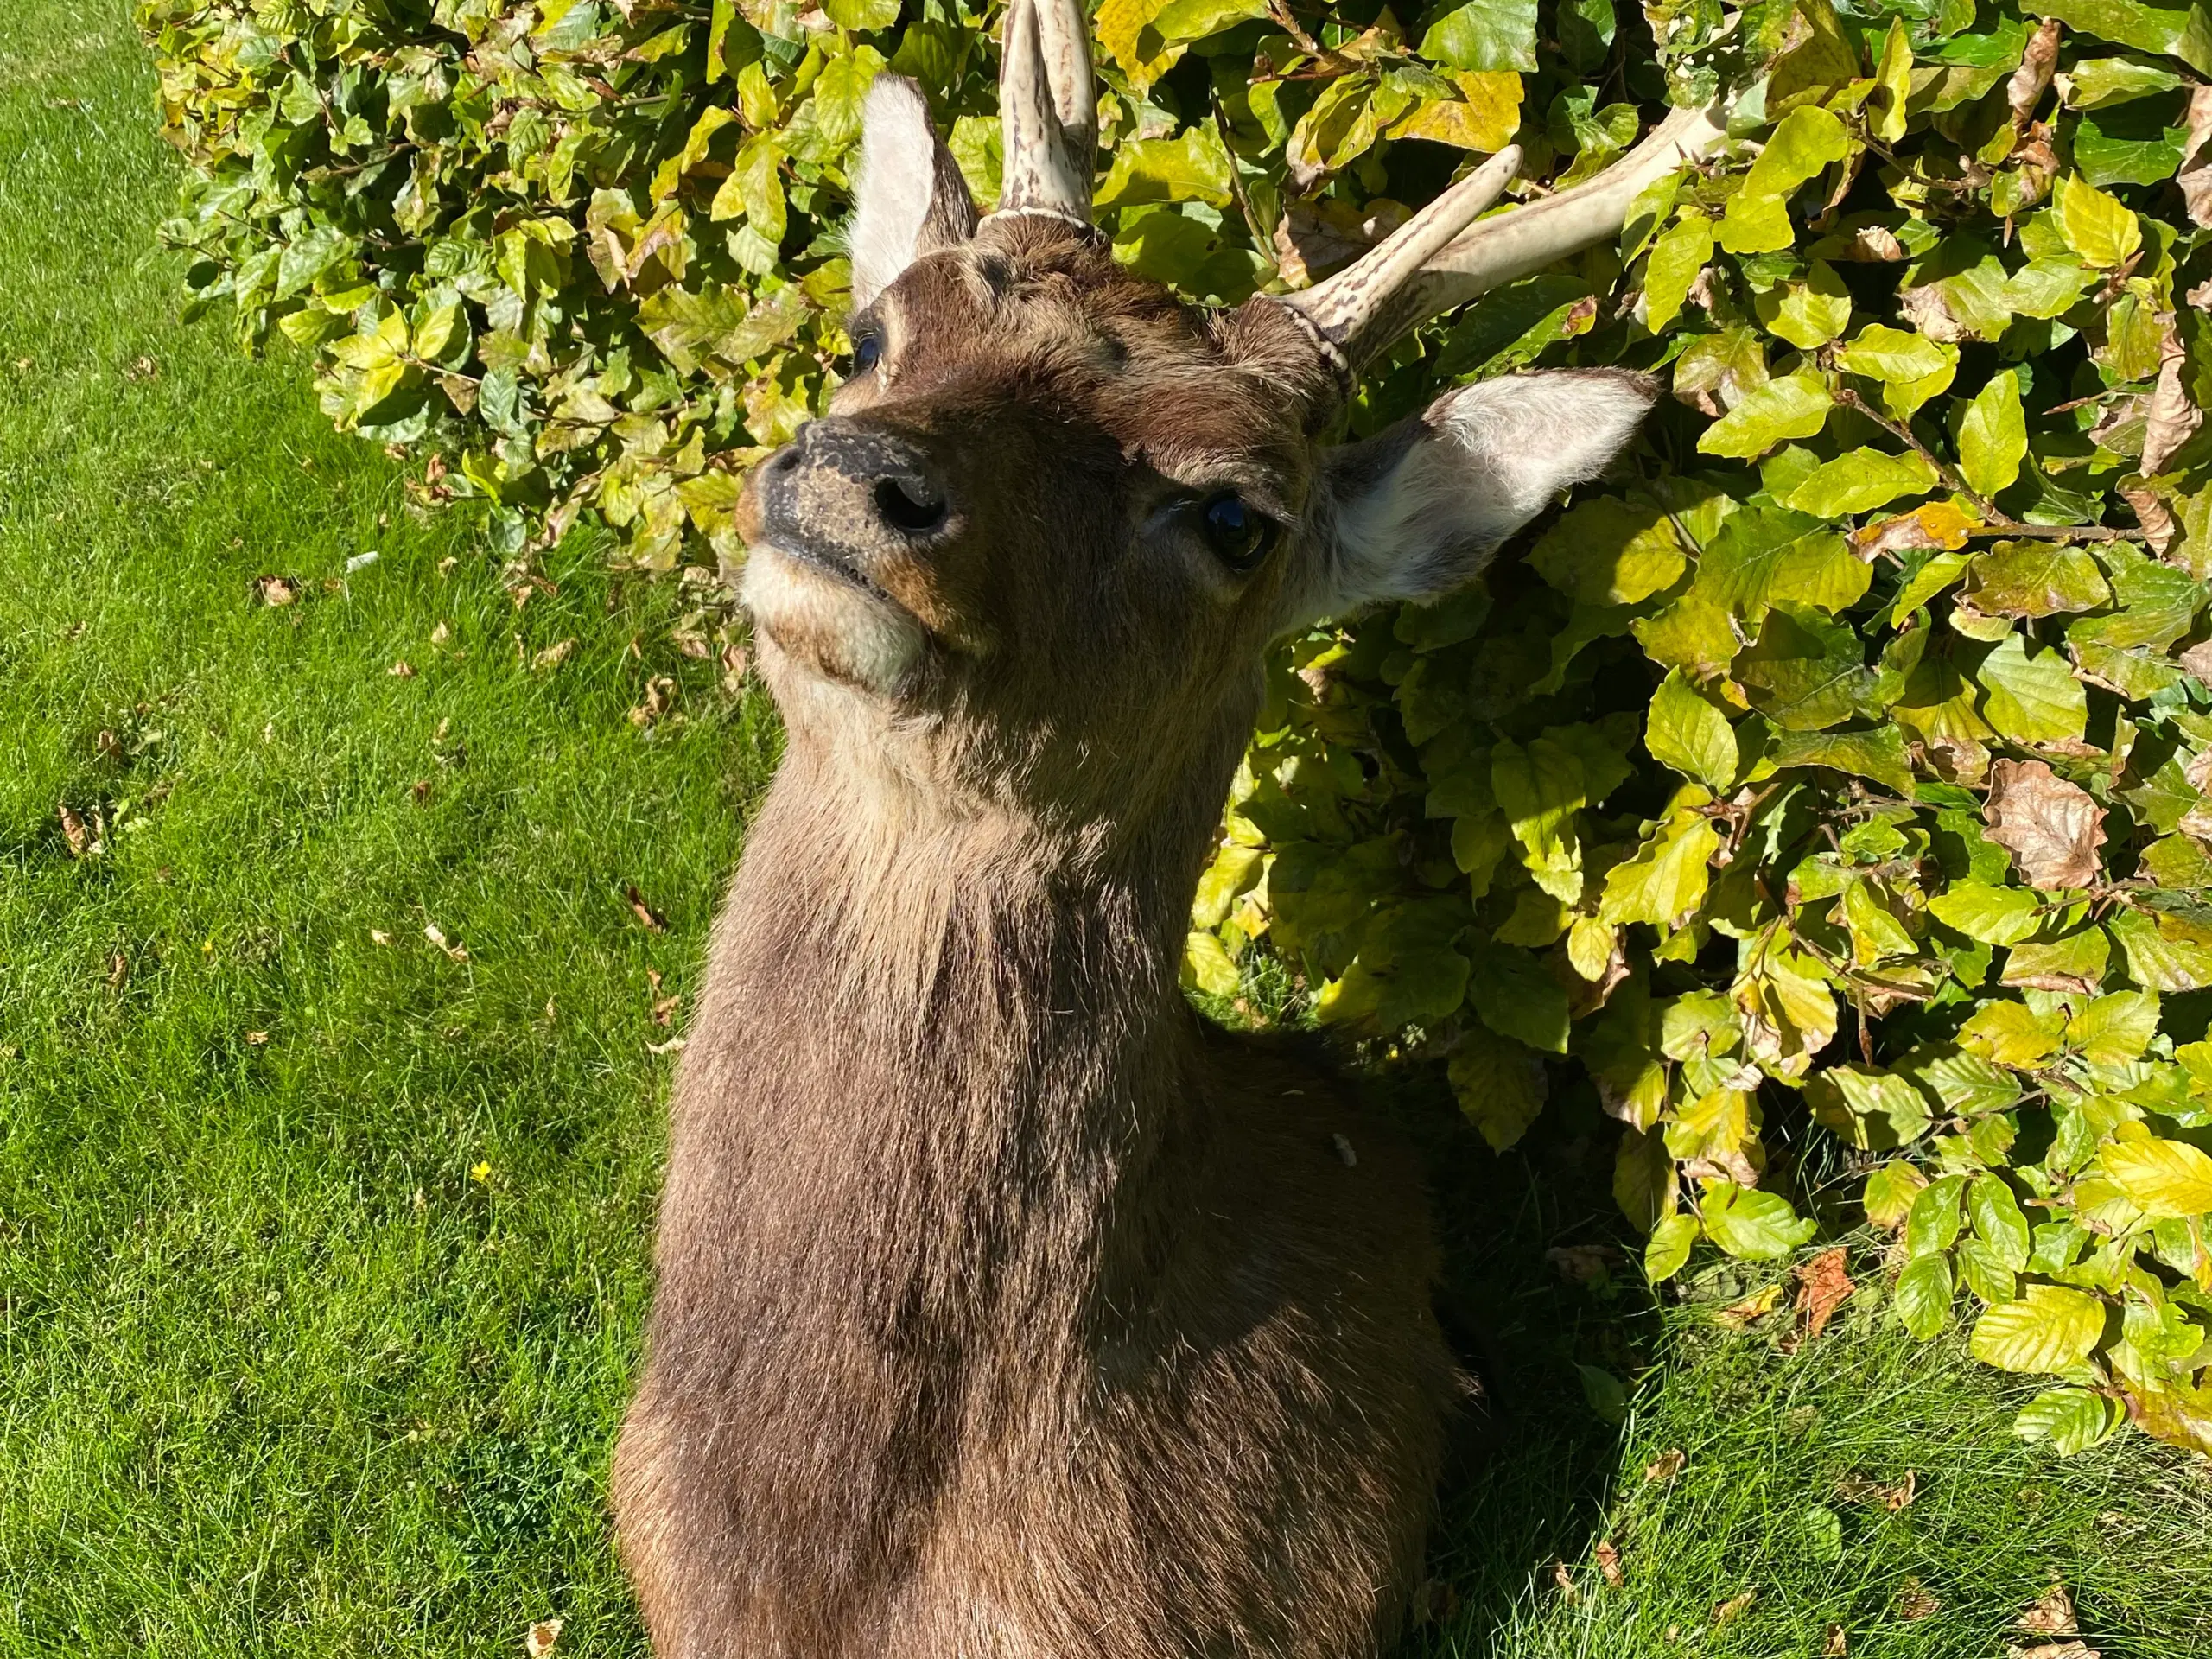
[1211,90,1272,257]
[1834,386,2129,543]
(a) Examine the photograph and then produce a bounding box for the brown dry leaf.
[2007,17,2062,129]
[127,354,161,381]
[2008,1644,2099,1659]
[1644,1447,1687,1483]
[245,1030,270,1046]
[1551,1560,1579,1603]
[1900,281,1968,343]
[1834,1469,1916,1510]
[1715,1283,1785,1329]
[2181,640,2212,687]
[1822,1625,1849,1656]
[253,575,300,607]
[532,638,577,671]
[2015,1584,2079,1637]
[2178,83,2212,228]
[2139,314,2202,480]
[57,803,88,857]
[107,951,128,990]
[1711,1589,1756,1625]
[648,966,683,1027]
[370,929,393,946]
[423,924,469,962]
[389,659,417,678]
[524,1619,564,1659]
[411,779,433,804]
[1595,1539,1624,1588]
[1894,1578,1941,1620]
[1984,760,2107,890]
[1795,1247,1855,1340]
[626,884,668,931]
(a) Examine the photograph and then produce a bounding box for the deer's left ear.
[849,77,979,310]
[1300,368,1657,623]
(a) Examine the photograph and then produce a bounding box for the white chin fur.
[741,546,926,694]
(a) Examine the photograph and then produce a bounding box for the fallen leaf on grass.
[388,659,417,679]
[1823,1625,1848,1656]
[1644,1448,1687,1483]
[2009,1645,2098,1659]
[1594,1539,1624,1587]
[647,1035,688,1055]
[107,952,128,990]
[370,929,392,945]
[1984,760,2105,891]
[1796,1247,1855,1340]
[648,967,683,1027]
[245,1030,270,1046]
[1893,1578,1940,1620]
[1711,1588,1756,1624]
[524,1618,563,1658]
[2016,1583,2079,1636]
[410,779,433,804]
[1835,1469,1916,1510]
[57,803,88,857]
[531,638,577,671]
[423,924,469,962]
[626,885,667,931]
[1715,1283,1784,1329]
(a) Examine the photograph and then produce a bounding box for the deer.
[612,4,1726,1653]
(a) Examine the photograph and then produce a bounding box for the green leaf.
[1465,945,1573,1053]
[1768,727,1916,795]
[1734,602,1879,732]
[2101,1136,2212,1217]
[1703,1185,1819,1261]
[2030,0,2212,75]
[1697,371,1834,459]
[1095,129,1233,207]
[1599,803,1721,929]
[2013,1388,2126,1455]
[1865,1160,1930,1229]
[1421,0,1541,73]
[1956,371,2027,499]
[1644,1212,1700,1282]
[2056,171,2145,267]
[1694,507,1870,619]
[1181,929,1242,996]
[1646,671,1739,791]
[1962,541,2113,618]
[1928,880,2043,945]
[1148,0,1271,41]
[2075,95,2193,186]
[1530,499,1687,606]
[1809,1065,1934,1149]
[1840,324,1951,385]
[1447,1023,1549,1151]
[1752,260,1854,349]
[1894,1251,1956,1338]
[1782,448,1939,518]
[1970,1284,2108,1372]
[2068,55,2187,107]
[1643,214,1718,334]
[1896,1043,2026,1115]
[1974,633,2088,745]
[1961,999,2068,1067]
[1968,1174,2033,1271]
[1718,107,1850,254]
[2069,988,2159,1064]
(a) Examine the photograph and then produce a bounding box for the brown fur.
[613,219,1466,1656]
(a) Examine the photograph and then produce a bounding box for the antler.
[1271,103,1732,379]
[991,0,1096,227]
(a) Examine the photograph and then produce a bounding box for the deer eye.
[852,329,883,373]
[1198,491,1276,573]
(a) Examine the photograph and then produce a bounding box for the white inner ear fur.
[1322,369,1656,616]
[849,78,941,310]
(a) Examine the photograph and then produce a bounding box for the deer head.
[735,0,1725,839]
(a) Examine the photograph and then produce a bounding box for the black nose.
[793,420,950,539]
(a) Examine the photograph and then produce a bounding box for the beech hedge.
[143,0,2212,1457]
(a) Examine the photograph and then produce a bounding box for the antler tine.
[1270,102,1732,380]
[991,0,1097,227]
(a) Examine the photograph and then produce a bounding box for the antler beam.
[1273,103,1733,374]
[992,0,1097,227]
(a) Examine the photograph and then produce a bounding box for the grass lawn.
[2,4,2209,1656]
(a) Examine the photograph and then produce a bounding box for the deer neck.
[681,729,1228,1319]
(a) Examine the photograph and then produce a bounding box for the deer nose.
[757,419,953,584]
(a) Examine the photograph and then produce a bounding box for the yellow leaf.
[2057,172,2143,269]
[2101,1137,2212,1219]
[1389,73,1522,152]
[1968,1284,2107,1373]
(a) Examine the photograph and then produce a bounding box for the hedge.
[141,0,2212,1458]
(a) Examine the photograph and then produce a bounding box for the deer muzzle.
[747,416,956,601]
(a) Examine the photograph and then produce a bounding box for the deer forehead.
[859,245,1320,511]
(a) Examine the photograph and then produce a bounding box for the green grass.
[2,4,2209,1656]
